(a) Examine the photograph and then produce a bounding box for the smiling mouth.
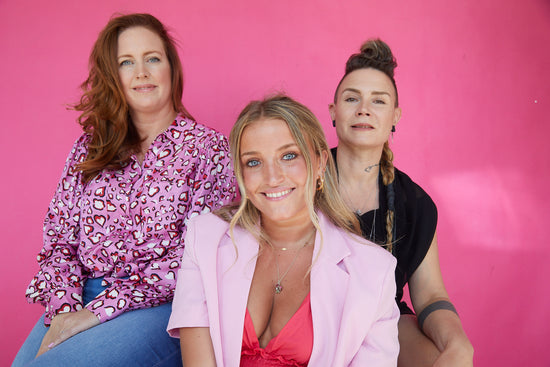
[264,189,293,198]
[351,123,374,129]
[133,85,156,92]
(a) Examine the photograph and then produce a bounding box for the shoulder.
[322,216,396,274]
[188,212,230,231]
[70,133,91,152]
[63,133,91,166]
[346,231,396,270]
[171,115,229,151]
[393,168,430,200]
[185,213,231,256]
[393,167,437,216]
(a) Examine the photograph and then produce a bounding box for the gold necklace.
[271,231,315,294]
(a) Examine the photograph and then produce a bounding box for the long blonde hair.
[216,95,361,247]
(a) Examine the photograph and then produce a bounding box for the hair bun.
[360,39,396,65]
[345,38,397,79]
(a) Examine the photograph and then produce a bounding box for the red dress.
[240,293,313,366]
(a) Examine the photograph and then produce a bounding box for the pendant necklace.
[340,179,379,216]
[273,231,315,294]
[339,162,380,215]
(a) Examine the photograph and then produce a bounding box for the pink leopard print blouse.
[25,114,236,325]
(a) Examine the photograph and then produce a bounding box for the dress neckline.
[245,292,311,351]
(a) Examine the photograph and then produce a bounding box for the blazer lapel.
[217,225,259,366]
[309,213,352,366]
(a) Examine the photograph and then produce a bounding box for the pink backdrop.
[1,0,549,365]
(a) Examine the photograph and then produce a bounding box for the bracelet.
[417,300,458,332]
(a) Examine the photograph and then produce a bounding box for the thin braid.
[380,142,395,253]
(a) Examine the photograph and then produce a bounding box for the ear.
[328,103,336,121]
[393,107,402,126]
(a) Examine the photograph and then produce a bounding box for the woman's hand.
[35,309,100,358]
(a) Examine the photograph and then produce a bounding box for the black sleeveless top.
[331,148,437,314]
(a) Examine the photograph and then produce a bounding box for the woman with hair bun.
[13,13,235,366]
[329,39,473,366]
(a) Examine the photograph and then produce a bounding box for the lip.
[132,84,157,92]
[351,123,374,129]
[263,188,293,200]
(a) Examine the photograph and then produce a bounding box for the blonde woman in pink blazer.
[168,95,399,366]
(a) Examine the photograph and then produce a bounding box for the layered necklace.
[339,163,380,242]
[339,176,379,216]
[269,231,315,294]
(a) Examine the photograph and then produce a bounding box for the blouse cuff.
[44,286,83,325]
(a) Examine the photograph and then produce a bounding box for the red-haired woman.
[329,39,473,366]
[13,13,235,367]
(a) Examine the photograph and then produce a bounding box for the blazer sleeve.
[167,217,210,337]
[351,257,400,366]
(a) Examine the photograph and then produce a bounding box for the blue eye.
[246,159,260,167]
[147,56,160,63]
[119,59,133,67]
[282,152,297,161]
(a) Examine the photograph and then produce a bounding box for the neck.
[261,215,316,251]
[130,107,178,151]
[336,143,382,183]
[335,143,381,214]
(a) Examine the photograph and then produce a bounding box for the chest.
[78,145,203,236]
[246,246,312,348]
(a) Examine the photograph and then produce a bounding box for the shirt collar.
[162,113,195,144]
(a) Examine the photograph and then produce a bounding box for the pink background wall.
[1,0,548,365]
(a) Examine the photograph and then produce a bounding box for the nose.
[356,100,370,116]
[265,161,284,186]
[135,62,149,79]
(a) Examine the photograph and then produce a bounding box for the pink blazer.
[168,212,399,366]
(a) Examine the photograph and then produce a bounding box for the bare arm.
[179,327,216,367]
[408,233,474,366]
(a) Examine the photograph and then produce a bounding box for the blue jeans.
[12,278,182,367]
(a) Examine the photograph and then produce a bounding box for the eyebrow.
[341,87,361,95]
[117,50,162,60]
[240,142,298,157]
[341,88,391,97]
[372,91,391,96]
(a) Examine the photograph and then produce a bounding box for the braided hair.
[336,39,399,253]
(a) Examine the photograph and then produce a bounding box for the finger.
[35,347,46,358]
[35,343,54,358]
[35,323,61,358]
